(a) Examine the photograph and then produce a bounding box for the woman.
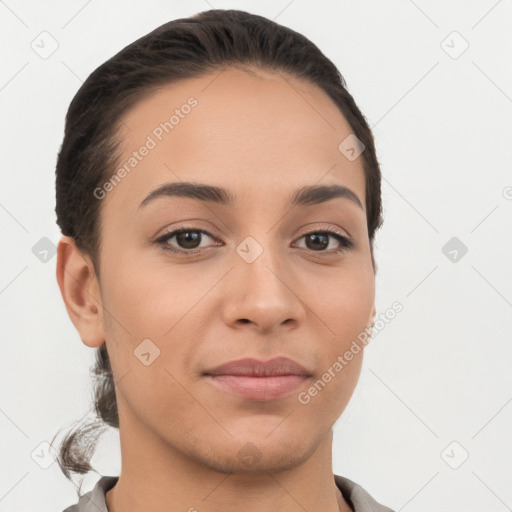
[54,9,394,512]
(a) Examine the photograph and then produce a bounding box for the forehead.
[102,67,366,217]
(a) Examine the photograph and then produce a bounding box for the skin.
[57,67,377,512]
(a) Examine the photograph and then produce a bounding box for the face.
[86,67,376,473]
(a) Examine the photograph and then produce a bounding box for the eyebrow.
[138,181,364,210]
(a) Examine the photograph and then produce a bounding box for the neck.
[105,407,352,512]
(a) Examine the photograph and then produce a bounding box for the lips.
[204,356,312,377]
[204,357,312,401]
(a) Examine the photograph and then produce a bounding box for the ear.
[56,235,105,348]
[368,303,376,328]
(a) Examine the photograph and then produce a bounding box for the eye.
[154,225,354,256]
[155,227,219,254]
[293,227,354,254]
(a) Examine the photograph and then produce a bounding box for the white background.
[1,1,511,511]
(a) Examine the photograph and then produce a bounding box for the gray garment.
[62,474,395,512]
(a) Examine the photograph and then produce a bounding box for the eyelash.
[154,225,354,256]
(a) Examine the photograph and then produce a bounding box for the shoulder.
[61,473,393,511]
[334,474,396,512]
[61,476,119,512]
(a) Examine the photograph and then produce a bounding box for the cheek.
[98,253,213,411]
[101,247,210,338]
[288,342,363,441]
[304,267,373,403]
[308,264,375,340]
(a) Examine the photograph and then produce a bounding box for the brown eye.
[156,228,218,254]
[174,230,202,249]
[295,230,353,253]
[305,233,329,251]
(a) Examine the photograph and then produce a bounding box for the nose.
[221,240,306,334]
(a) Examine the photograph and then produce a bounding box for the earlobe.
[56,236,105,348]
[369,304,376,328]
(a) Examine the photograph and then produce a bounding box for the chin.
[184,433,317,475]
